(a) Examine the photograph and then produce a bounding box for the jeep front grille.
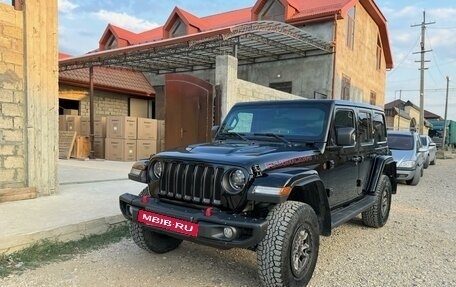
[159,162,225,206]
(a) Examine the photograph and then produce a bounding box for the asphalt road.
[2,157,456,287]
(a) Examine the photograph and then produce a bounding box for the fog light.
[223,227,237,240]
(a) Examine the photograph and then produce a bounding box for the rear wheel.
[362,175,392,227]
[257,201,319,287]
[130,187,183,254]
[424,156,430,169]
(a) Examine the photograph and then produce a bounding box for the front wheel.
[257,201,320,287]
[130,187,183,254]
[362,175,392,228]
[406,168,421,186]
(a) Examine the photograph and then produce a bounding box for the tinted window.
[420,136,428,146]
[388,134,414,150]
[219,103,330,141]
[332,109,355,146]
[358,111,373,144]
[373,112,386,142]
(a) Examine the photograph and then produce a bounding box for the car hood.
[155,142,320,172]
[390,149,417,164]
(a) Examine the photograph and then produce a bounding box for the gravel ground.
[2,158,456,287]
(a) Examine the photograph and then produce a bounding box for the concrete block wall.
[79,90,129,117]
[216,55,300,119]
[0,3,26,189]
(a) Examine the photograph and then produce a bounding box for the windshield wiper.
[253,133,293,146]
[217,132,251,142]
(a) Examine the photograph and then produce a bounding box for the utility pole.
[442,76,450,148]
[397,89,402,130]
[412,11,435,134]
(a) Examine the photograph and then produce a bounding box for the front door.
[164,74,213,150]
[321,108,360,208]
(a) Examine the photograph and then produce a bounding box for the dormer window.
[170,18,186,38]
[105,34,117,50]
[259,0,285,21]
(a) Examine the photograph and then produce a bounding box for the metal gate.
[164,74,215,150]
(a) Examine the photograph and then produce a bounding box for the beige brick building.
[0,1,58,199]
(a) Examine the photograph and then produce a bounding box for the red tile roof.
[59,67,155,97]
[202,8,251,29]
[96,0,392,68]
[59,52,72,59]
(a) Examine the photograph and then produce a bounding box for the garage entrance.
[164,74,214,149]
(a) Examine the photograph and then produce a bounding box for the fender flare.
[248,169,331,236]
[366,155,397,194]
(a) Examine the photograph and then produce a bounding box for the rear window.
[387,134,414,150]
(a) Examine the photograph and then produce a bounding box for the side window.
[358,111,373,145]
[373,112,386,142]
[332,109,355,146]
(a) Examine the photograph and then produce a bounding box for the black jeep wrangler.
[120,100,397,287]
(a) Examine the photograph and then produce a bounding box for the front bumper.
[396,168,416,181]
[119,193,267,249]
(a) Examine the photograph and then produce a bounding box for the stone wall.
[0,3,26,189]
[80,92,129,117]
[216,55,300,119]
[59,85,130,117]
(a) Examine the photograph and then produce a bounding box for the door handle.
[351,156,363,163]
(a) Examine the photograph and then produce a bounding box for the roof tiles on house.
[93,0,392,68]
[59,67,155,97]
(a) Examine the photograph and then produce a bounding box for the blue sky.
[27,0,456,120]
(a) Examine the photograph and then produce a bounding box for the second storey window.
[370,91,377,105]
[346,7,355,49]
[259,0,285,22]
[170,19,186,38]
[341,75,351,101]
[376,35,382,70]
[270,81,292,93]
[105,34,117,50]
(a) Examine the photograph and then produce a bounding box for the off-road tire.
[406,168,421,186]
[257,201,319,287]
[129,187,183,254]
[362,175,392,228]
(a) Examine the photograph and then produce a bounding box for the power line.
[387,34,420,77]
[425,30,447,80]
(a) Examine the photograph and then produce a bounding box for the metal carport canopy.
[59,21,334,74]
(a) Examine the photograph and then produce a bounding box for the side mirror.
[336,127,356,146]
[418,147,427,153]
[429,142,436,147]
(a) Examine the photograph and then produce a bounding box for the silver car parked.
[387,130,426,186]
[420,135,437,167]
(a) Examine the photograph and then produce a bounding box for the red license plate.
[137,210,199,237]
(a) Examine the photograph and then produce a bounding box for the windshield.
[217,102,330,143]
[420,136,427,146]
[387,134,414,150]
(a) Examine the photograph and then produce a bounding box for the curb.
[0,215,127,255]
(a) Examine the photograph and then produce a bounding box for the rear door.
[356,109,376,196]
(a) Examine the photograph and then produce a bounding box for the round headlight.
[152,161,163,178]
[229,169,247,191]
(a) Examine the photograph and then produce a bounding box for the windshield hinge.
[252,165,263,177]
